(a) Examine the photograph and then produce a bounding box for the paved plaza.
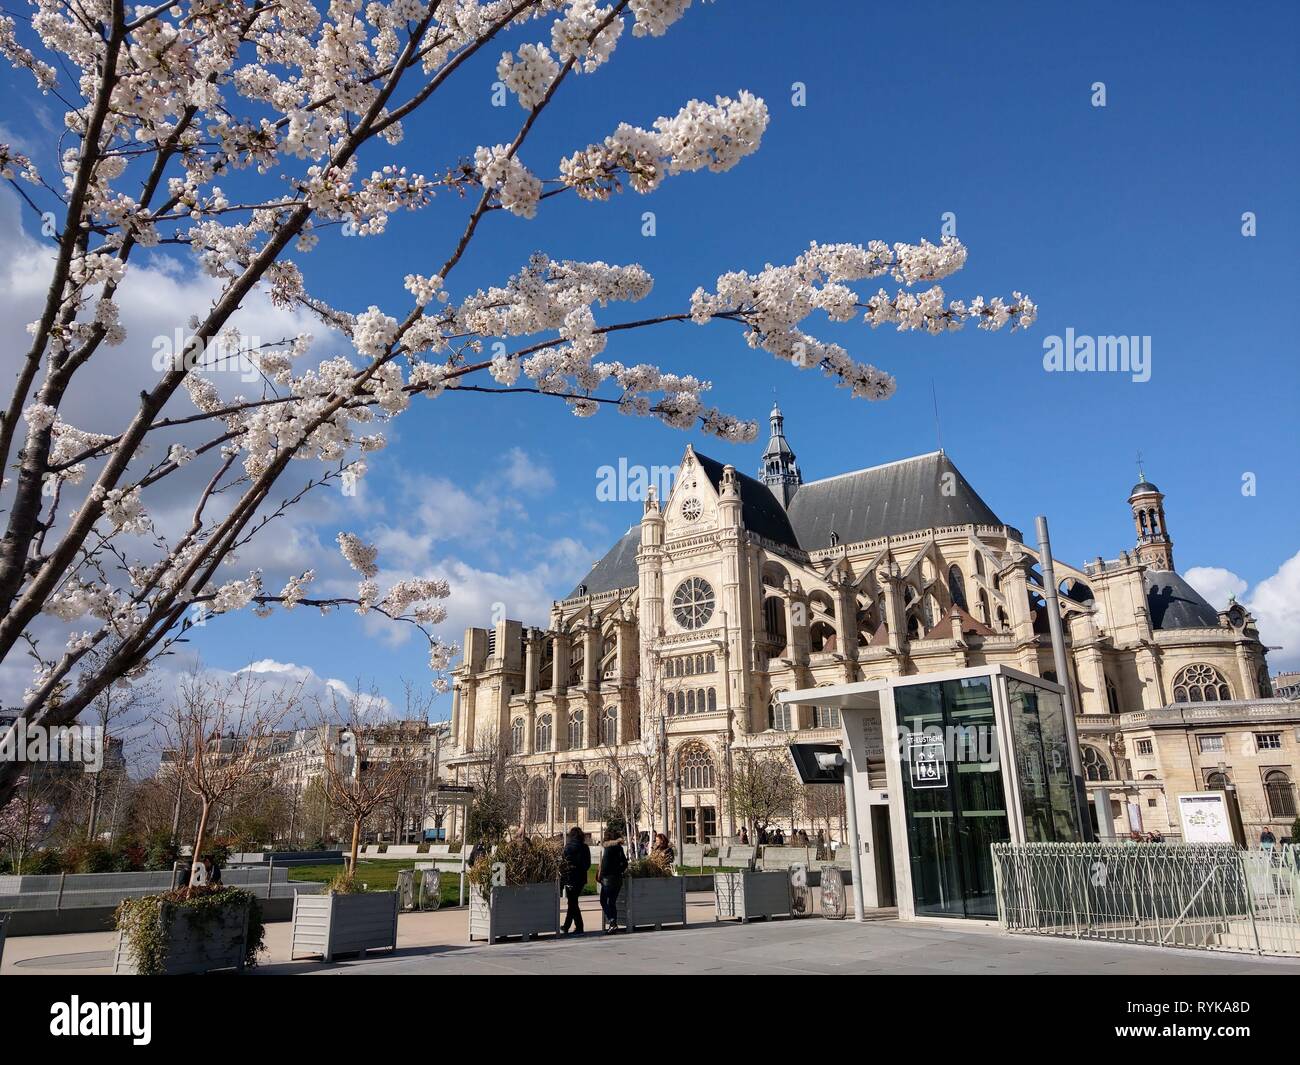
[7,891,1300,976]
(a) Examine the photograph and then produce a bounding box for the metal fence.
[0,867,322,912]
[991,842,1300,956]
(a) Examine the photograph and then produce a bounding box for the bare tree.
[155,667,301,890]
[318,684,420,873]
[464,725,513,848]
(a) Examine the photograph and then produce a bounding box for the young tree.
[463,725,514,847]
[727,747,798,840]
[0,1,1036,814]
[318,685,420,872]
[156,667,300,889]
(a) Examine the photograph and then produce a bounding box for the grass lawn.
[286,859,469,906]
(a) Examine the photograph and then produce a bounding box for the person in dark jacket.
[202,854,222,885]
[597,830,628,933]
[561,827,591,934]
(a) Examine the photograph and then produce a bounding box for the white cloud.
[502,446,556,495]
[1183,567,1249,611]
[1185,552,1300,671]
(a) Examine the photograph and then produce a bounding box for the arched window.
[1172,664,1232,703]
[1266,771,1296,819]
[503,776,522,823]
[763,597,786,646]
[588,772,611,816]
[510,718,525,754]
[947,565,968,612]
[707,688,717,712]
[680,744,715,790]
[536,713,553,752]
[1206,770,1230,791]
[769,693,792,731]
[1081,746,1111,781]
[706,653,715,673]
[568,708,584,750]
[1105,677,1120,716]
[601,705,618,745]
[686,656,695,676]
[526,777,547,824]
[686,689,697,714]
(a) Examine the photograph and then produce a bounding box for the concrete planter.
[113,897,251,974]
[290,891,398,962]
[468,882,559,944]
[714,871,793,923]
[617,877,687,931]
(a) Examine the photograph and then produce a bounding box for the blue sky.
[2,0,1297,716]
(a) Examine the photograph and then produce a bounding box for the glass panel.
[895,676,1009,919]
[1007,678,1082,843]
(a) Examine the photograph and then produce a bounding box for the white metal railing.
[991,843,1300,956]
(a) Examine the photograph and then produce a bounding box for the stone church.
[443,407,1297,844]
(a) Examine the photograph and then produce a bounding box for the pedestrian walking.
[597,830,628,934]
[561,827,591,935]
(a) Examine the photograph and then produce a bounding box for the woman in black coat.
[597,830,628,933]
[561,827,591,934]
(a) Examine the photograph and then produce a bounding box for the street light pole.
[1035,514,1092,841]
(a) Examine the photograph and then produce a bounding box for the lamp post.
[1035,515,1093,841]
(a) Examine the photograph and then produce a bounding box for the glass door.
[895,677,1010,918]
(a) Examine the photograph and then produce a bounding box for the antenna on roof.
[931,379,943,454]
[1136,450,1146,481]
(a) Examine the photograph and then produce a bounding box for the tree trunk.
[188,798,211,897]
[349,818,361,873]
[86,771,102,841]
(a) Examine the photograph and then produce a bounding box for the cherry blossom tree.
[0,0,1036,812]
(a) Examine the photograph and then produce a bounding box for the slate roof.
[566,525,641,599]
[695,452,800,549]
[565,450,1005,600]
[1145,570,1221,630]
[786,451,1002,551]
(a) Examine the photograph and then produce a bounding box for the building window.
[1256,732,1282,750]
[1106,677,1120,716]
[1206,770,1230,790]
[526,777,547,825]
[1135,738,1153,756]
[1198,735,1225,754]
[589,772,611,817]
[601,706,618,745]
[680,744,715,791]
[510,718,525,754]
[1081,745,1111,781]
[947,565,967,612]
[672,577,715,630]
[1172,664,1232,703]
[707,688,717,712]
[1265,771,1296,819]
[536,714,553,752]
[769,693,792,731]
[568,708,584,750]
[814,704,840,729]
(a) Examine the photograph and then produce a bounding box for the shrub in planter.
[467,838,562,943]
[290,872,398,961]
[618,852,686,931]
[114,886,264,975]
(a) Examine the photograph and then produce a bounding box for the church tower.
[759,403,802,507]
[1128,465,1174,571]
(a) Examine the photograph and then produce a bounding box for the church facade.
[443,407,1297,845]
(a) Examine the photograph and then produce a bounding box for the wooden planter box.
[290,891,399,962]
[714,871,792,923]
[113,898,250,974]
[617,876,688,931]
[468,882,559,944]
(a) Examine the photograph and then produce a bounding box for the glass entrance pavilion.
[781,665,1084,921]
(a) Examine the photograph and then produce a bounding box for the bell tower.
[1128,459,1174,571]
[759,403,802,507]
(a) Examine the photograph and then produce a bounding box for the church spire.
[759,402,802,507]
